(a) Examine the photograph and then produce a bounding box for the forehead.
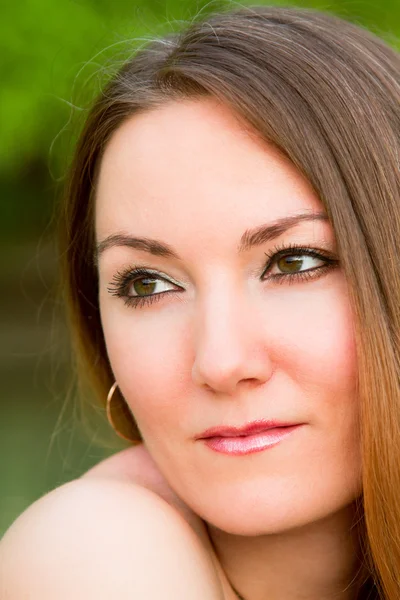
[95,98,324,244]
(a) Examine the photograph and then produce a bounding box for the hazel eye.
[271,254,325,275]
[129,275,175,297]
[107,267,183,309]
[261,243,339,285]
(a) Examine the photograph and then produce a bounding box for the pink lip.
[197,419,300,439]
[202,424,303,456]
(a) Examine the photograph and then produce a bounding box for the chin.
[195,485,360,538]
[206,507,315,537]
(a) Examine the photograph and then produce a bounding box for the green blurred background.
[2,0,400,537]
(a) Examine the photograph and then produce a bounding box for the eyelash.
[106,242,339,309]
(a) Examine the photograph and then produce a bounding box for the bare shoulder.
[0,477,224,600]
[82,446,238,600]
[83,444,208,538]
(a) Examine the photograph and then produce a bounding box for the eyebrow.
[95,211,329,265]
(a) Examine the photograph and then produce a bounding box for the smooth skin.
[0,476,226,599]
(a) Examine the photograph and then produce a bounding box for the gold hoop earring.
[106,382,142,444]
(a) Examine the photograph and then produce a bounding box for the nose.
[191,288,273,395]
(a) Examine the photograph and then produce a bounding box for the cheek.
[100,306,191,427]
[271,275,357,394]
[272,277,360,472]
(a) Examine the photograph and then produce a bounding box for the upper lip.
[197,419,300,439]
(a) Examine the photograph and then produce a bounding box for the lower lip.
[202,425,302,455]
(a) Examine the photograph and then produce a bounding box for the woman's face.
[95,97,361,535]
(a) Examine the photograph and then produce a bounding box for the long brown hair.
[59,4,400,598]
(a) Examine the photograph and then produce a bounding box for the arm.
[0,478,224,599]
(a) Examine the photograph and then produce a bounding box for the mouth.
[200,424,304,456]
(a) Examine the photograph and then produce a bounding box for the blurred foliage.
[1,0,220,240]
[3,0,400,242]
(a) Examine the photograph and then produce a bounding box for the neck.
[207,503,366,600]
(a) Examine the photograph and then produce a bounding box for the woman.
[1,4,399,599]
